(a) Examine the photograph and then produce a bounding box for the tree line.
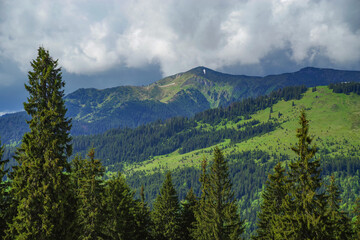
[329,82,360,95]
[72,85,307,172]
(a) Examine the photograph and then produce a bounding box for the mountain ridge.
[1,66,360,144]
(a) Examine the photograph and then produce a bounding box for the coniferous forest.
[1,48,360,239]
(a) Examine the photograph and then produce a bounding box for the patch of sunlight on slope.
[123,86,360,176]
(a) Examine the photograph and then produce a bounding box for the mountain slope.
[1,67,360,144]
[67,66,360,133]
[71,85,360,174]
[65,83,360,237]
[123,86,360,173]
[3,82,360,237]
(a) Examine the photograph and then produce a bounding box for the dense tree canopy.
[7,47,73,239]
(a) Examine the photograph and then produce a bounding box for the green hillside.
[127,86,359,174]
[1,67,360,144]
[110,85,360,237]
[66,66,360,135]
[3,82,360,237]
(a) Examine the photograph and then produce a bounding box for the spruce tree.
[151,171,181,240]
[193,157,212,240]
[353,197,360,239]
[72,149,105,240]
[281,109,328,239]
[194,147,244,240]
[0,140,11,238]
[325,175,353,239]
[7,47,73,239]
[135,185,153,240]
[180,188,198,240]
[103,172,151,240]
[254,162,288,240]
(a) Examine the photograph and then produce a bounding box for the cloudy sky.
[0,0,359,113]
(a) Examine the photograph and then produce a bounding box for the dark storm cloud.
[63,64,163,94]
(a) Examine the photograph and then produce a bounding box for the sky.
[0,0,359,113]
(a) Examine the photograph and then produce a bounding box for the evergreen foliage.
[151,171,182,240]
[254,110,354,239]
[2,50,360,239]
[254,162,288,240]
[353,197,360,239]
[0,140,11,238]
[192,157,212,240]
[73,85,307,172]
[7,47,73,239]
[72,149,105,240]
[194,147,244,240]
[329,82,360,95]
[103,172,152,240]
[180,188,198,240]
[283,109,328,239]
[135,185,153,240]
[2,66,359,145]
[325,175,353,239]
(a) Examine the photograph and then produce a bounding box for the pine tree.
[135,185,153,240]
[180,188,198,240]
[353,197,360,239]
[103,172,151,240]
[0,140,11,238]
[325,175,353,239]
[281,109,328,239]
[72,149,105,240]
[254,162,288,239]
[193,157,212,240]
[151,171,181,240]
[194,147,244,240]
[7,47,73,239]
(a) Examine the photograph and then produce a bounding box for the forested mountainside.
[72,85,307,170]
[1,67,360,144]
[4,47,360,240]
[3,81,360,238]
[66,83,360,237]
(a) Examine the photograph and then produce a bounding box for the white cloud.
[0,0,359,78]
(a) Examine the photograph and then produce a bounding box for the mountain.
[3,81,360,237]
[69,83,360,237]
[66,66,360,134]
[1,67,360,144]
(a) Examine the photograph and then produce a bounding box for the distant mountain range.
[1,66,360,144]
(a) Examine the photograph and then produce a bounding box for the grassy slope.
[66,70,234,122]
[120,85,360,238]
[122,86,360,175]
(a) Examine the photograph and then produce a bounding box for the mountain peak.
[187,66,213,75]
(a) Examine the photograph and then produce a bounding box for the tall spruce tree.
[194,147,244,240]
[254,162,288,240]
[103,172,151,240]
[180,188,198,240]
[0,140,11,238]
[72,149,105,240]
[193,157,212,240]
[151,171,181,240]
[7,47,73,239]
[325,175,353,239]
[280,109,328,239]
[135,185,153,240]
